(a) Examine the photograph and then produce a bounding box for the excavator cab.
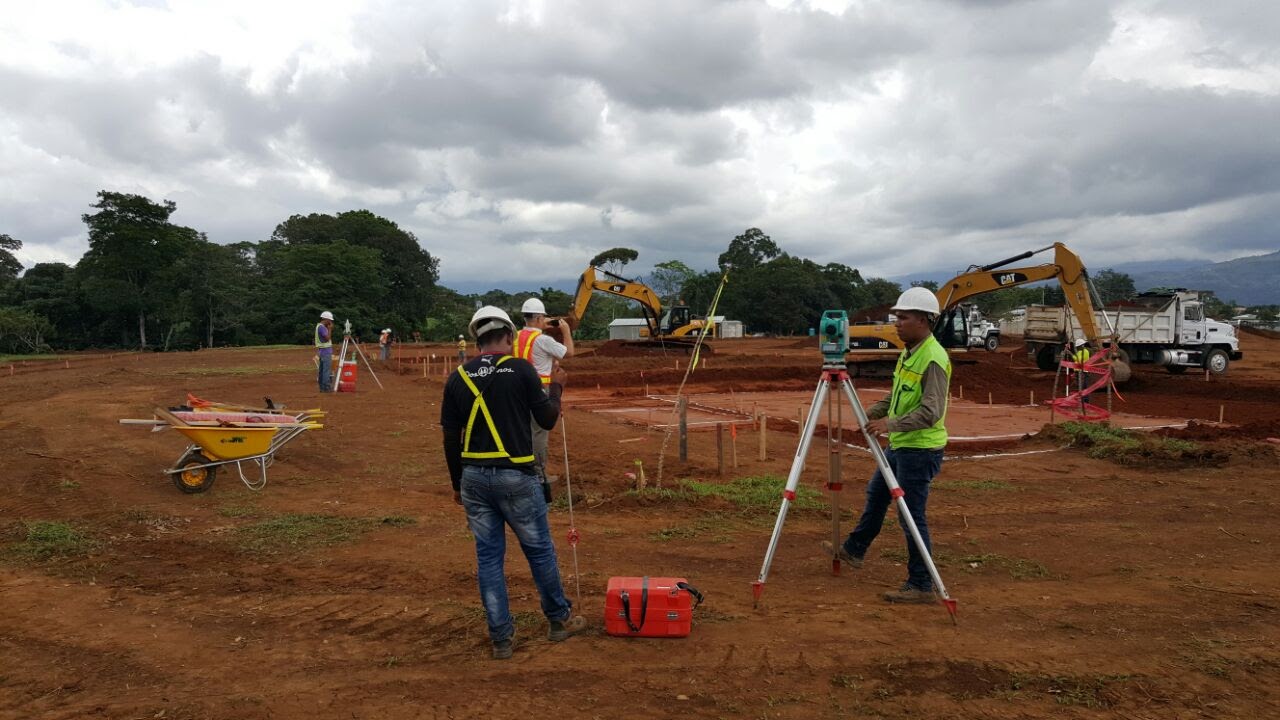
[660,306,692,335]
[932,308,970,349]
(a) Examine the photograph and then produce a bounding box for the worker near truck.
[440,306,587,660]
[1071,338,1093,405]
[824,287,952,604]
[513,297,575,488]
[315,311,334,393]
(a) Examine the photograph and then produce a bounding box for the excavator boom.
[568,265,714,351]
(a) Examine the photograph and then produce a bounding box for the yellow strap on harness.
[456,356,536,463]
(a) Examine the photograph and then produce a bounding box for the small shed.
[608,318,650,340]
[716,319,743,338]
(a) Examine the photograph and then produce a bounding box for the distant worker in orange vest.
[514,297,575,488]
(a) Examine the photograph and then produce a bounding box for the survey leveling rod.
[753,312,958,622]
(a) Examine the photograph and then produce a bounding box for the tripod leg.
[837,376,958,621]
[332,337,347,393]
[755,378,830,605]
[351,339,385,389]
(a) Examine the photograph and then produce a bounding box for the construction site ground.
[3,333,1280,719]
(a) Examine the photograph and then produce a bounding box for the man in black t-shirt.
[440,305,587,660]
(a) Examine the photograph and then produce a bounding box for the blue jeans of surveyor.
[842,447,944,591]
[317,350,332,392]
[460,465,572,642]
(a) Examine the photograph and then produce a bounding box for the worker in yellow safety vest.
[513,297,574,486]
[457,335,467,363]
[315,311,334,393]
[823,286,952,605]
[1071,338,1093,404]
[439,305,587,659]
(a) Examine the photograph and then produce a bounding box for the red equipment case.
[338,360,358,392]
[604,576,703,638]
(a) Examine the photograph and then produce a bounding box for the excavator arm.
[934,242,1103,343]
[568,265,665,336]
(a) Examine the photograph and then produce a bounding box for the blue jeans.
[460,465,571,642]
[843,447,944,591]
[317,351,332,392]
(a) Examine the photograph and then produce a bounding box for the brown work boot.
[492,632,517,660]
[882,583,935,604]
[548,614,588,642]
[821,540,864,568]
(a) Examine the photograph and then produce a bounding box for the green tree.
[649,259,696,304]
[1092,269,1136,304]
[718,228,779,272]
[0,233,22,283]
[78,191,200,349]
[0,307,53,354]
[272,210,439,333]
[589,247,639,275]
[11,263,84,347]
[911,279,940,292]
[255,239,385,342]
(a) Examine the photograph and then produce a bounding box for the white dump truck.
[1024,290,1242,376]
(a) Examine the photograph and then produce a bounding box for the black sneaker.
[492,633,516,660]
[548,615,588,642]
[821,540,864,568]
[882,583,934,604]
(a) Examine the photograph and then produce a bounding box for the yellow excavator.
[566,265,714,352]
[847,242,1123,378]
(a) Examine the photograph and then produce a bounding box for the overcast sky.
[2,0,1277,287]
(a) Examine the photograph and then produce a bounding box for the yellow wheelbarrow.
[120,406,324,493]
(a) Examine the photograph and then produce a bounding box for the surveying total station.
[753,309,959,623]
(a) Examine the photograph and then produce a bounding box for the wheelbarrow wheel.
[173,450,217,494]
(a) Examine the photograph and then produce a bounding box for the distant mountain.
[1128,251,1280,305]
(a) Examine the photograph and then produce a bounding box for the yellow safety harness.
[456,355,535,463]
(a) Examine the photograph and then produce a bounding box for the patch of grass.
[234,513,413,553]
[650,515,734,543]
[169,366,304,377]
[59,480,80,490]
[0,353,69,362]
[7,521,95,561]
[377,515,417,527]
[683,475,825,512]
[1042,421,1223,467]
[621,476,824,514]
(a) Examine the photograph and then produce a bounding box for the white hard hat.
[891,287,940,316]
[320,311,334,321]
[458,335,464,339]
[469,306,515,340]
[521,297,547,315]
[1074,338,1089,348]
[383,328,391,333]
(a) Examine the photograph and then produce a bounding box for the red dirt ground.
[2,334,1279,719]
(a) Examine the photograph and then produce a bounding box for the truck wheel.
[984,334,999,352]
[1165,365,1187,375]
[1035,345,1059,371]
[1204,349,1229,375]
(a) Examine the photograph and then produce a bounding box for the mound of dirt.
[1240,326,1280,341]
[1157,418,1280,441]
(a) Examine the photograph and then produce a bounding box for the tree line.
[7,192,1259,355]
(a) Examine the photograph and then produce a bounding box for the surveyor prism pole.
[753,362,959,623]
[332,321,385,392]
